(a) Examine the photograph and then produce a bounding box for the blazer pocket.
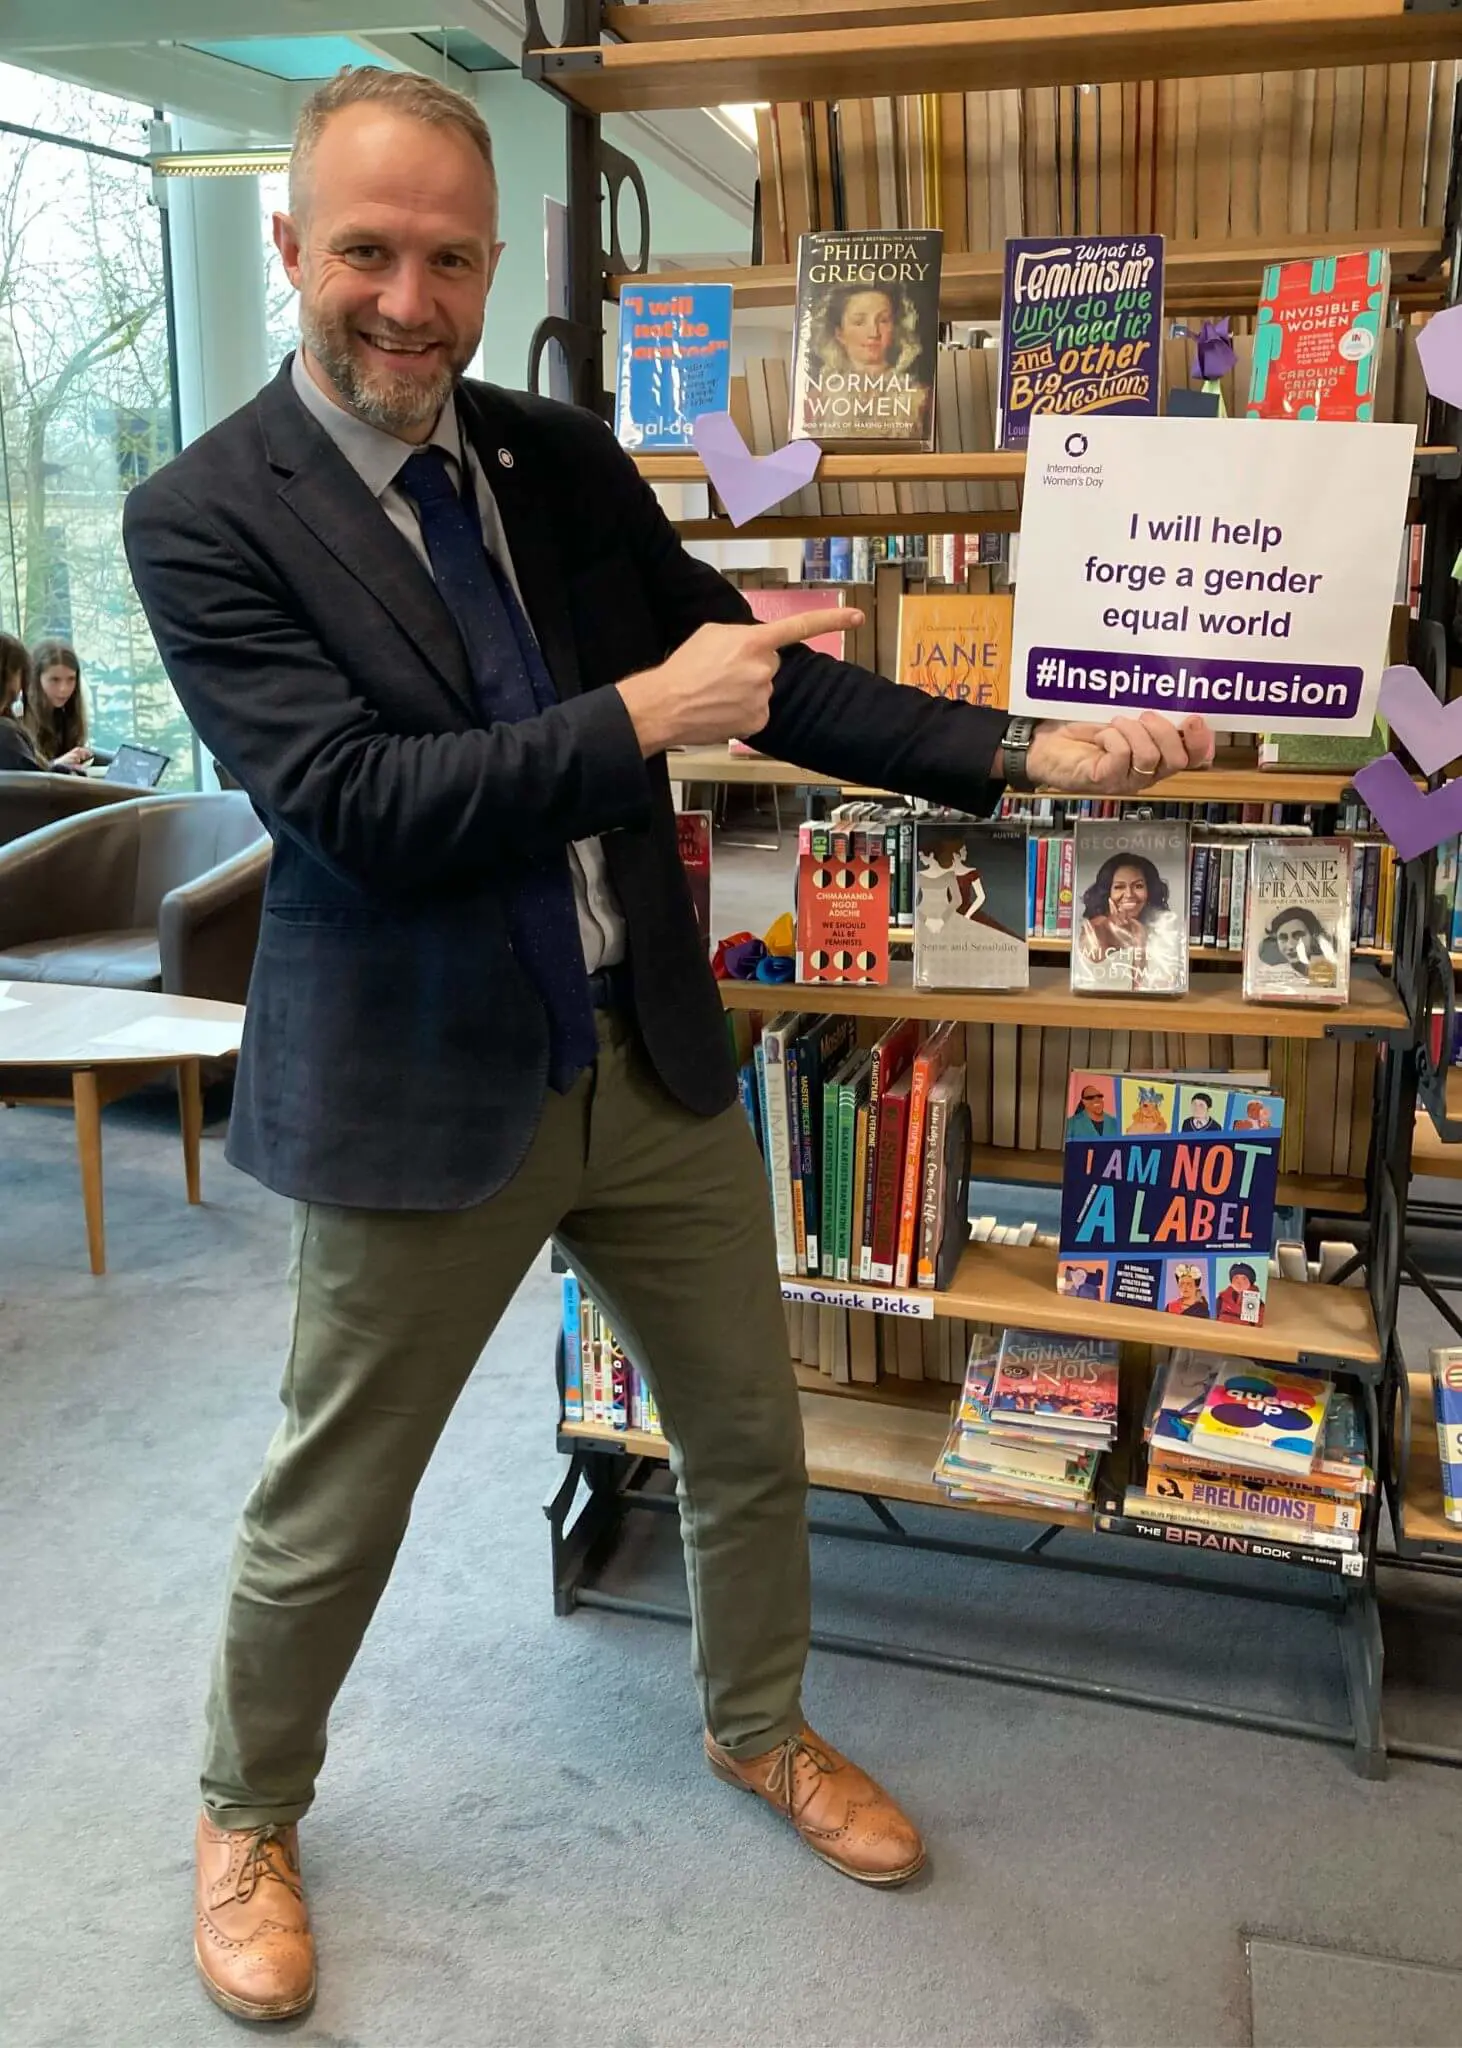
[265,904,377,931]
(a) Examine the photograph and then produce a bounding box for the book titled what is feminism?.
[790,230,942,448]
[999,234,1164,450]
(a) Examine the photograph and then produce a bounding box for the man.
[1181,1091,1217,1132]
[124,68,1214,2025]
[1066,1082,1117,1140]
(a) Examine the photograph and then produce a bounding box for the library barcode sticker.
[780,1280,933,1319]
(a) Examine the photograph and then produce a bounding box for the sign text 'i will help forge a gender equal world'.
[1091,511,1321,643]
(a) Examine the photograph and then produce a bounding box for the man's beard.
[302,304,470,434]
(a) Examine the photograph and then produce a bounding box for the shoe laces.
[763,1734,838,1822]
[233,1825,303,1906]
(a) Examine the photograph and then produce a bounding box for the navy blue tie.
[398,445,598,1092]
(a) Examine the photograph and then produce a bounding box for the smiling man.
[124,67,1213,2026]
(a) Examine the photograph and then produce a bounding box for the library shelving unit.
[525,0,1462,1777]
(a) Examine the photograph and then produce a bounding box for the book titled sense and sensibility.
[1072,819,1190,997]
[795,821,892,983]
[913,820,1029,990]
[1246,249,1390,422]
[789,230,942,448]
[1058,1071,1284,1323]
[613,282,733,451]
[998,234,1164,450]
[1242,838,1353,1006]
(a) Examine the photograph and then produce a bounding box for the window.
[0,64,195,785]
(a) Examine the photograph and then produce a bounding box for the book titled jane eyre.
[789,231,942,448]
[1058,1071,1284,1323]
[795,821,892,983]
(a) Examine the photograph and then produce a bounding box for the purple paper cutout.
[1378,662,1462,776]
[693,411,821,526]
[1417,305,1462,410]
[1353,752,1462,862]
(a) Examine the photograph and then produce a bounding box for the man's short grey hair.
[289,66,497,218]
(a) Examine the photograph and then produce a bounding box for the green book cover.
[822,1071,842,1284]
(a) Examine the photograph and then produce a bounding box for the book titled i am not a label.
[789,230,943,449]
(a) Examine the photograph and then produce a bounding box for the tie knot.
[398,446,459,508]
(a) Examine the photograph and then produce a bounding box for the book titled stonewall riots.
[789,230,942,448]
[998,234,1164,450]
[1057,1072,1283,1324]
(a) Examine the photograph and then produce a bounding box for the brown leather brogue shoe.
[194,1813,317,2022]
[705,1724,926,1886]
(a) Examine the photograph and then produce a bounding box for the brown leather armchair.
[0,770,140,848]
[0,792,269,1002]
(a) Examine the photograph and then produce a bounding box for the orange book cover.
[894,1019,959,1287]
[896,592,1012,708]
[796,822,892,983]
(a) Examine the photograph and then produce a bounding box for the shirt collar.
[289,346,464,498]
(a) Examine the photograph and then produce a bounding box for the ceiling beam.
[351,32,476,92]
[0,1,438,49]
[11,41,295,136]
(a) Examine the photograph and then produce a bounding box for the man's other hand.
[617,609,864,756]
[1024,712,1215,796]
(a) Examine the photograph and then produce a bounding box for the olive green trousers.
[202,1010,810,1826]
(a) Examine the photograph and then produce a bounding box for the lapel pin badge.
[497,448,514,469]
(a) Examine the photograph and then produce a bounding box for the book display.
[612,282,732,451]
[1246,250,1391,423]
[527,1,1462,1781]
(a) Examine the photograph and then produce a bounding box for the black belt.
[587,962,632,1010]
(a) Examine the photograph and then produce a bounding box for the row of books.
[785,1301,990,1384]
[1098,1350,1371,1573]
[742,1012,970,1286]
[753,70,1457,258]
[1000,796,1330,828]
[935,1328,1119,1516]
[560,1273,662,1435]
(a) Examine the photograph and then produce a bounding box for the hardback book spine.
[836,1074,858,1279]
[1057,837,1075,937]
[797,1044,820,1275]
[785,1039,808,1276]
[1188,843,1209,943]
[1094,1511,1349,1575]
[561,1270,583,1423]
[753,1042,772,1189]
[1142,1467,1362,1534]
[1127,1490,1356,1551]
[822,1068,842,1283]
[851,1100,872,1284]
[917,1071,962,1288]
[870,1074,912,1284]
[760,1018,801,1276]
[895,1023,956,1287]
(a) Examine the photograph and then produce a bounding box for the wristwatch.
[1001,716,1039,793]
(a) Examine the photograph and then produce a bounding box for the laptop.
[104,743,170,789]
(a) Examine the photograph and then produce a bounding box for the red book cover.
[1057,837,1075,936]
[895,1020,960,1287]
[858,1017,919,1278]
[675,811,712,946]
[1034,835,1049,936]
[745,584,849,659]
[796,824,892,983]
[1245,249,1390,422]
[869,1072,912,1285]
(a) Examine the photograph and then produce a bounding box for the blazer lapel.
[257,364,480,723]
[456,384,585,701]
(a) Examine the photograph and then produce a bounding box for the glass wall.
[0,64,195,784]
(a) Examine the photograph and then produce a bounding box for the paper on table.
[87,1017,242,1057]
[0,994,28,1013]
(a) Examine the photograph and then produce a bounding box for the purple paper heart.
[693,411,822,527]
[1378,662,1462,776]
[1417,305,1462,410]
[1354,752,1462,862]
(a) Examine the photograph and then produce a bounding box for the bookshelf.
[1390,1370,1462,1559]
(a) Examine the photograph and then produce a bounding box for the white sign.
[1009,414,1417,734]
[778,1279,934,1319]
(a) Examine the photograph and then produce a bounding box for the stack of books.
[934,1327,1118,1515]
[560,1272,663,1437]
[1101,1350,1370,1572]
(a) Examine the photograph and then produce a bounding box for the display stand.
[525,0,1462,1776]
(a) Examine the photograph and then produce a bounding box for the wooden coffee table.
[0,981,245,1274]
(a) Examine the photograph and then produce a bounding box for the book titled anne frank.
[1058,1072,1283,1323]
[998,235,1164,450]
[913,820,1029,990]
[1072,819,1189,996]
[1242,839,1352,1006]
[789,230,942,448]
[613,282,733,451]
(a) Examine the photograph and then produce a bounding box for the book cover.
[560,1270,583,1423]
[896,593,1013,709]
[1431,1347,1462,1525]
[1141,1464,1362,1534]
[894,1021,960,1287]
[789,230,942,447]
[745,584,851,660]
[1072,819,1190,996]
[917,1065,964,1288]
[998,234,1164,450]
[1122,1487,1356,1551]
[1093,1509,1356,1575]
[1246,249,1391,422]
[675,811,713,948]
[989,1327,1121,1437]
[913,820,1030,991]
[1058,1072,1284,1321]
[1257,722,1386,771]
[869,1070,912,1284]
[613,282,733,450]
[1242,839,1353,1006]
[1190,1363,1332,1477]
[859,1018,919,1279]
[795,1013,857,1276]
[759,1013,807,1277]
[1143,1348,1220,1455]
[796,823,892,983]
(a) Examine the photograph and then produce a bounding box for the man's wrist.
[1000,717,1039,793]
[616,670,675,757]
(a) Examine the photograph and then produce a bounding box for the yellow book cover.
[896,592,1012,709]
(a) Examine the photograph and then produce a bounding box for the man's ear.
[273,211,304,288]
[485,241,507,294]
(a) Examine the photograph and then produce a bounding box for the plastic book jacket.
[675,811,712,947]
[989,1328,1120,1430]
[789,231,942,447]
[1072,819,1190,995]
[1246,249,1390,422]
[896,593,1012,708]
[913,820,1029,990]
[1242,838,1352,1005]
[744,585,849,659]
[999,234,1164,450]
[1058,1071,1283,1322]
[1431,1347,1462,1525]
[613,283,732,451]
[795,822,892,983]
[1189,1363,1330,1474]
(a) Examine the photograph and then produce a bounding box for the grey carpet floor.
[7,1089,1462,2048]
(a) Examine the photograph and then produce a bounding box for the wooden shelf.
[564,1379,1091,1526]
[1398,1371,1462,1557]
[532,0,1462,113]
[1412,1106,1462,1180]
[963,1141,1366,1212]
[613,230,1446,318]
[668,745,1366,805]
[638,451,1026,486]
[718,958,1407,1040]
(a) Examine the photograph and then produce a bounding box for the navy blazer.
[123,360,1006,1209]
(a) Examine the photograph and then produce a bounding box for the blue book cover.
[1431,1349,1462,1524]
[560,1271,583,1422]
[613,282,733,450]
[737,1060,762,1154]
[1058,1072,1283,1324]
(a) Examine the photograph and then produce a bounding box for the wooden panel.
[607,0,1224,34]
